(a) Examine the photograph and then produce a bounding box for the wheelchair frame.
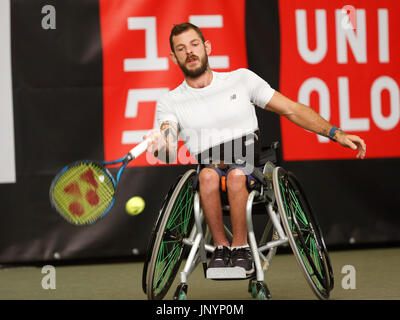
[142,142,334,300]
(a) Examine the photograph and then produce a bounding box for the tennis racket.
[49,138,150,226]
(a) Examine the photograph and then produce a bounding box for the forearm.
[285,102,352,144]
[158,121,178,163]
[266,91,335,139]
[284,101,334,139]
[265,91,366,158]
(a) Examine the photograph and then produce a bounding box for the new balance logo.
[230,94,237,100]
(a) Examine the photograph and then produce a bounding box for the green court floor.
[0,247,399,300]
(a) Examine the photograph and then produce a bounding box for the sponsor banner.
[279,0,400,160]
[99,0,247,166]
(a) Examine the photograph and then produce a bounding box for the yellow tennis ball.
[125,196,145,216]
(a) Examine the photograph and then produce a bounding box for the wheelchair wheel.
[143,169,196,300]
[273,167,334,300]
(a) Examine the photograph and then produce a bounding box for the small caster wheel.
[249,280,257,298]
[173,283,188,300]
[256,282,271,300]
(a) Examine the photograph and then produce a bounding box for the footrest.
[206,267,247,279]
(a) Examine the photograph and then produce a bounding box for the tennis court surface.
[1,247,398,300]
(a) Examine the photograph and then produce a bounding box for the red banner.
[279,0,400,160]
[99,0,247,166]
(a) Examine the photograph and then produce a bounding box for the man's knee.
[199,168,220,192]
[226,169,247,192]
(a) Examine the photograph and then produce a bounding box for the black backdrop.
[1,0,399,264]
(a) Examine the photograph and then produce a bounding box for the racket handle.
[128,138,151,159]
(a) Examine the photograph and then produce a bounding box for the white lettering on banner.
[378,9,389,63]
[298,8,390,65]
[298,76,400,138]
[338,77,370,131]
[189,14,223,27]
[336,9,367,63]
[298,78,330,142]
[0,0,16,183]
[371,76,400,130]
[124,17,168,71]
[295,8,398,135]
[295,10,327,64]
[122,16,169,146]
[280,3,399,159]
[122,88,169,144]
[189,15,229,69]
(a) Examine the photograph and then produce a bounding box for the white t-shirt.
[156,68,275,155]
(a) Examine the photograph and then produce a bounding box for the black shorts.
[194,130,261,167]
[193,164,264,194]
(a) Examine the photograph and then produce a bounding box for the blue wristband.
[328,126,339,141]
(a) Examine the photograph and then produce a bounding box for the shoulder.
[210,69,254,87]
[229,68,253,76]
[213,68,249,79]
[233,68,270,88]
[220,68,262,84]
[157,82,185,106]
[233,68,260,79]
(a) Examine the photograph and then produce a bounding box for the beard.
[177,53,209,79]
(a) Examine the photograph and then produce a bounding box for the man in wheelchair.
[190,131,267,275]
[144,22,366,277]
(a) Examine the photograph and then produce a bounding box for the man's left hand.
[335,131,367,159]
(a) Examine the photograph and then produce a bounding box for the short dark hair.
[169,22,205,52]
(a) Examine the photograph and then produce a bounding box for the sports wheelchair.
[142,142,334,300]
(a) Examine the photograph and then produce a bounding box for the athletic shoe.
[231,246,254,274]
[208,246,231,268]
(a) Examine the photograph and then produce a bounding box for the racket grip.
[129,138,151,159]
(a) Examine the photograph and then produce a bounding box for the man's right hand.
[145,121,178,163]
[143,129,165,156]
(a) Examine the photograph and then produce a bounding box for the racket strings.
[52,162,115,225]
